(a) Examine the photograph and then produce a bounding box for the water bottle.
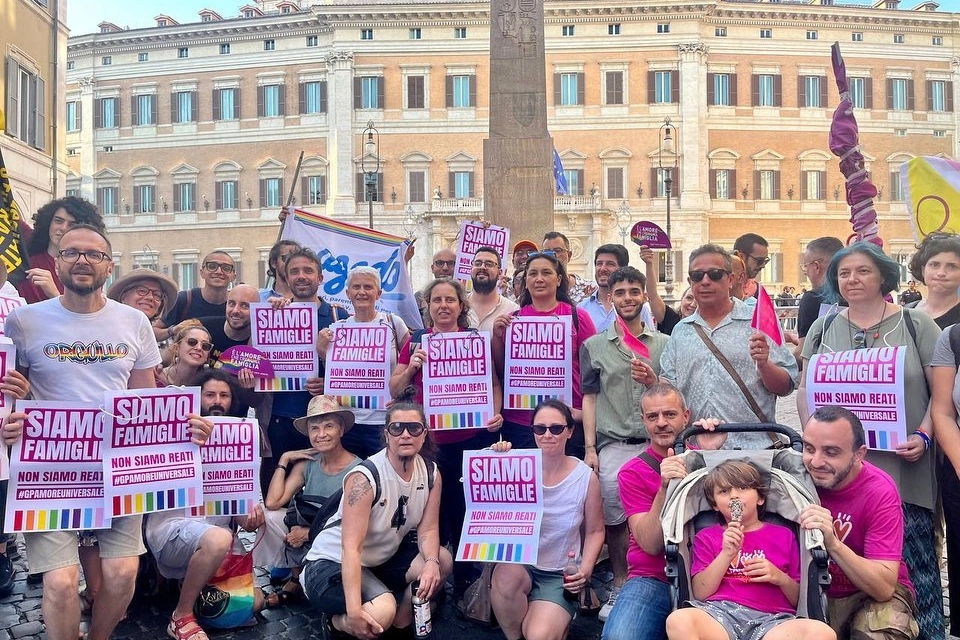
[412,579,432,638]
[563,550,579,602]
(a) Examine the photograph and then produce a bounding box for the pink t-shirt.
[501,303,596,426]
[618,451,668,582]
[691,522,800,614]
[398,328,474,445]
[817,461,914,598]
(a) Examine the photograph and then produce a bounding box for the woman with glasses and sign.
[799,241,943,640]
[491,251,597,453]
[390,277,503,599]
[158,323,215,387]
[301,394,451,639]
[490,399,604,640]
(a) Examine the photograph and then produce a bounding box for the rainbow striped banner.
[11,506,106,532]
[428,411,486,430]
[507,393,554,410]
[256,376,307,392]
[190,498,255,518]
[503,316,573,409]
[336,395,385,409]
[112,487,199,517]
[458,542,534,564]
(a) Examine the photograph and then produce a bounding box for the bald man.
[199,284,261,368]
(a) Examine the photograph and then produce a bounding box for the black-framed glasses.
[58,249,110,264]
[433,259,455,268]
[853,329,867,350]
[203,261,236,274]
[123,285,163,301]
[386,421,426,437]
[532,423,569,436]
[688,268,729,282]
[183,337,214,352]
[748,254,771,268]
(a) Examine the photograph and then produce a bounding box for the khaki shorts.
[828,584,919,640]
[599,442,647,526]
[24,515,145,574]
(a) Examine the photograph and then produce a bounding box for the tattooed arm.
[338,470,383,637]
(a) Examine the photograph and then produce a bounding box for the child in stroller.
[665,460,835,640]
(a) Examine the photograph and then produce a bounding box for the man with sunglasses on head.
[467,246,518,332]
[3,224,163,640]
[154,250,237,342]
[660,244,798,450]
[733,233,770,300]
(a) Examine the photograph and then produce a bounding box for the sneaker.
[598,584,621,623]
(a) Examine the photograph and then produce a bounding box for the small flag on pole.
[751,285,784,346]
[617,314,650,359]
[553,148,569,195]
[0,146,28,285]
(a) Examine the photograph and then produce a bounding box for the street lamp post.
[659,117,677,299]
[361,121,380,229]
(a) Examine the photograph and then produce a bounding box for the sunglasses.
[532,423,569,436]
[183,337,214,351]
[853,329,867,350]
[204,262,236,274]
[526,251,557,261]
[748,254,771,268]
[386,421,426,437]
[688,268,730,282]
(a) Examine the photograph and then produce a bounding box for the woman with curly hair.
[906,231,960,329]
[17,196,105,303]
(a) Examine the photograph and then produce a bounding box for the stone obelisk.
[484,0,555,244]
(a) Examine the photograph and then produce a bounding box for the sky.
[66,0,960,37]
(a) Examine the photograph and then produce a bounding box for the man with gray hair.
[659,244,798,449]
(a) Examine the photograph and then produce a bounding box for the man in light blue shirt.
[580,244,655,332]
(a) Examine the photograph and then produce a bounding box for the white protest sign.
[504,316,573,409]
[5,401,108,532]
[454,221,511,282]
[190,417,260,517]
[457,449,543,564]
[102,387,202,517]
[422,331,494,429]
[805,346,907,451]
[324,323,391,410]
[251,302,319,392]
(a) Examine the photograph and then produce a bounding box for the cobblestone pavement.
[1,393,954,639]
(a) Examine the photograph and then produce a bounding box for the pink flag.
[617,314,650,359]
[751,286,784,347]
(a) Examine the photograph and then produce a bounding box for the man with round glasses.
[302,397,451,639]
[468,246,518,332]
[4,224,162,640]
[154,251,237,342]
[660,244,798,450]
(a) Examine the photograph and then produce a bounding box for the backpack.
[948,323,960,366]
[306,458,436,542]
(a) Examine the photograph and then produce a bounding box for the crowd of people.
[0,194,956,640]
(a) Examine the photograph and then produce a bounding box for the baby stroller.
[660,423,831,622]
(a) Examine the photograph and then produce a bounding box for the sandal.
[167,613,209,640]
[578,585,601,616]
[264,578,305,608]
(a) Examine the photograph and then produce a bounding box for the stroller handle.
[674,423,803,454]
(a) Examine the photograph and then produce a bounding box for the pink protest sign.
[503,316,573,409]
[5,401,109,532]
[457,449,543,564]
[102,387,202,518]
[630,221,672,249]
[422,331,494,429]
[0,293,25,337]
[219,345,275,379]
[190,418,260,517]
[251,302,319,392]
[455,220,511,281]
[805,347,906,451]
[324,324,391,409]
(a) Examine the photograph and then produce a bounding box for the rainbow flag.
[901,156,960,240]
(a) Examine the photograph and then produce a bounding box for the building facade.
[64,0,958,292]
[2,0,69,215]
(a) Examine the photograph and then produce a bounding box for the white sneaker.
[598,584,621,623]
